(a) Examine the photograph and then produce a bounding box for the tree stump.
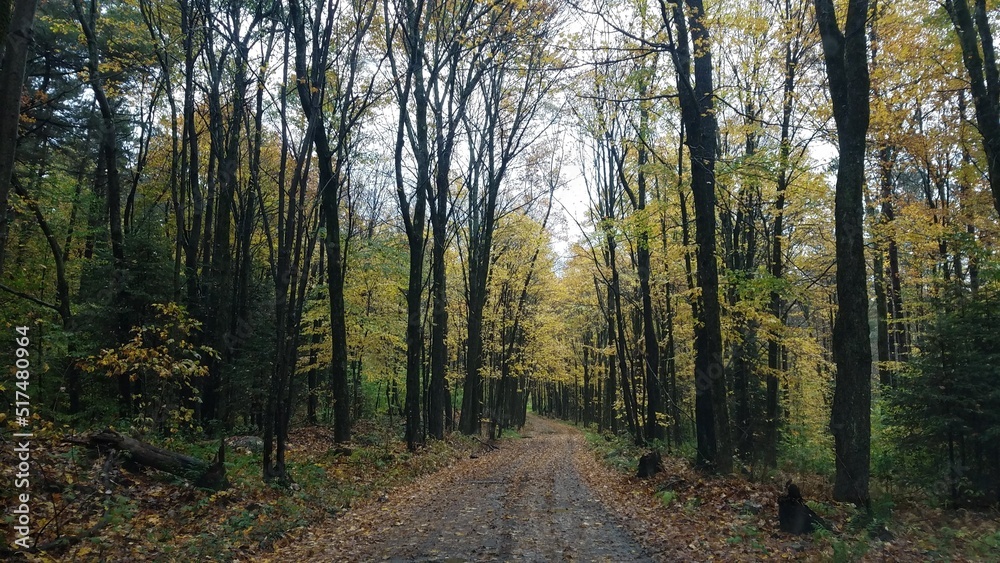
[778,481,825,534]
[637,451,662,478]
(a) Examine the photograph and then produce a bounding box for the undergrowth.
[574,419,1000,562]
[0,417,476,561]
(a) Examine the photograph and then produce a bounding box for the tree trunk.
[89,431,227,490]
[427,171,448,440]
[945,0,1000,217]
[873,250,892,387]
[763,0,804,466]
[325,194,352,442]
[815,0,873,507]
[636,113,662,443]
[0,0,38,277]
[669,0,731,472]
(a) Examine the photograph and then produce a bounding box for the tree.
[662,0,733,472]
[814,0,873,506]
[288,0,380,445]
[386,0,516,443]
[458,0,560,438]
[889,284,1000,506]
[944,0,1000,218]
[576,71,641,442]
[0,0,40,277]
[71,0,134,415]
[384,0,431,449]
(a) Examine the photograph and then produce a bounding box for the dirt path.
[290,416,654,562]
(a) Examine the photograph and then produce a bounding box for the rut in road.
[299,416,655,562]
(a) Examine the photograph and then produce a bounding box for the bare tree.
[289,0,381,445]
[459,0,561,438]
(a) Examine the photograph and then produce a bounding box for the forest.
[1,0,999,559]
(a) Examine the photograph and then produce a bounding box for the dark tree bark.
[428,174,448,439]
[663,0,732,472]
[426,1,498,440]
[0,0,38,278]
[204,28,245,424]
[73,0,130,415]
[945,0,1000,217]
[459,10,555,437]
[179,0,203,310]
[385,0,430,450]
[814,0,873,507]
[608,239,640,442]
[722,87,762,463]
[764,0,809,467]
[635,109,663,444]
[72,0,125,274]
[595,131,641,443]
[290,0,377,444]
[88,430,227,490]
[873,251,891,386]
[877,145,906,376]
[654,175,681,446]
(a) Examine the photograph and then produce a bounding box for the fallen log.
[88,430,228,491]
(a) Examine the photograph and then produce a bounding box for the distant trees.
[385,0,562,445]
[457,0,560,439]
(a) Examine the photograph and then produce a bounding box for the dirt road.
[297,416,654,562]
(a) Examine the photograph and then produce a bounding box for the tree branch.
[0,282,59,312]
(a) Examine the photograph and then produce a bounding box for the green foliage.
[778,422,835,476]
[886,283,1000,505]
[725,523,765,553]
[829,535,870,563]
[972,530,1000,555]
[80,302,218,436]
[583,429,644,473]
[501,428,523,439]
[656,489,677,506]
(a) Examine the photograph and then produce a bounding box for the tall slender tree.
[944,0,1000,217]
[289,0,380,444]
[662,0,733,472]
[385,0,431,449]
[459,0,559,438]
[814,0,873,507]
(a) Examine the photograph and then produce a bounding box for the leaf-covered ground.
[275,415,1000,562]
[4,416,998,561]
[577,425,1000,562]
[0,419,477,561]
